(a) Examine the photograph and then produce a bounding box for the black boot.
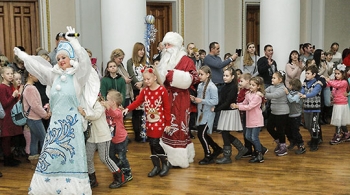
[148,155,161,177]
[158,154,170,177]
[231,139,248,160]
[198,154,214,165]
[310,138,319,151]
[211,145,223,159]
[318,126,323,144]
[88,172,98,188]
[215,146,232,164]
[322,106,329,124]
[3,155,20,167]
[249,152,264,163]
[109,169,127,189]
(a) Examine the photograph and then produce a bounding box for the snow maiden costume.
[157,32,199,168]
[14,26,99,195]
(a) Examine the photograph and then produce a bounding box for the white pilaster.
[204,0,225,58]
[101,0,146,70]
[260,0,300,71]
[310,0,325,49]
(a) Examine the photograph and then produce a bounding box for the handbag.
[11,85,31,126]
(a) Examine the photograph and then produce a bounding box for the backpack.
[11,85,31,126]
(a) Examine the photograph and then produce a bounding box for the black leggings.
[197,124,220,155]
[221,131,238,146]
[148,138,165,155]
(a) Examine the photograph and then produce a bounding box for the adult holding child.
[14,26,99,195]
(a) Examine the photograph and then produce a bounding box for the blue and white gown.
[16,40,99,195]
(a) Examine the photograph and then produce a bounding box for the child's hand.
[190,95,195,102]
[44,112,51,120]
[193,97,202,104]
[211,107,215,112]
[284,87,289,95]
[325,77,330,82]
[78,106,86,117]
[12,90,19,98]
[164,126,171,133]
[316,81,323,86]
[122,108,129,116]
[101,101,110,109]
[257,91,264,97]
[231,103,238,109]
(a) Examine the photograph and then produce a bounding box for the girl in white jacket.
[78,96,127,189]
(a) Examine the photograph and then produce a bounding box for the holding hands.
[190,95,202,104]
[122,108,129,116]
[231,103,239,109]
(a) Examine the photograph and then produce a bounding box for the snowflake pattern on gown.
[28,74,91,195]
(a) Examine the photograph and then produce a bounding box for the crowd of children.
[1,34,350,194]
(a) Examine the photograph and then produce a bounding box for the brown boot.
[28,154,39,170]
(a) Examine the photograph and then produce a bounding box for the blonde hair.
[107,89,123,106]
[13,72,22,88]
[250,76,265,95]
[41,54,51,63]
[110,48,125,61]
[241,73,252,81]
[0,66,14,83]
[142,65,163,86]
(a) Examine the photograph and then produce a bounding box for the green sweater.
[100,74,126,105]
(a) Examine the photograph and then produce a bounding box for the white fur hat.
[162,32,183,47]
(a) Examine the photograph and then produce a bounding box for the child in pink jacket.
[232,76,265,163]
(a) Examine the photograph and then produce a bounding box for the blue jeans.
[323,87,331,107]
[245,127,262,152]
[109,137,130,170]
[26,119,46,155]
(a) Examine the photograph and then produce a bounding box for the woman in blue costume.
[14,26,99,195]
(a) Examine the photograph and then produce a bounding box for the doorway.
[146,2,172,63]
[0,0,39,61]
[246,4,260,55]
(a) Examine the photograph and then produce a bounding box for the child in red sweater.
[123,66,171,177]
[102,89,131,182]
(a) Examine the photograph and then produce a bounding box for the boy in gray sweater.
[285,78,305,154]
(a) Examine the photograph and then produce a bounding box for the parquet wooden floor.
[0,124,350,195]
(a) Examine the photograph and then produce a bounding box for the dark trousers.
[267,114,288,143]
[285,115,304,145]
[197,124,220,155]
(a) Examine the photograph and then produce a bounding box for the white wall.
[324,0,350,52]
[75,0,103,71]
[49,0,76,51]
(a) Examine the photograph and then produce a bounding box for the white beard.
[156,46,187,84]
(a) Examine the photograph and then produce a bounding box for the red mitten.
[166,70,174,83]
